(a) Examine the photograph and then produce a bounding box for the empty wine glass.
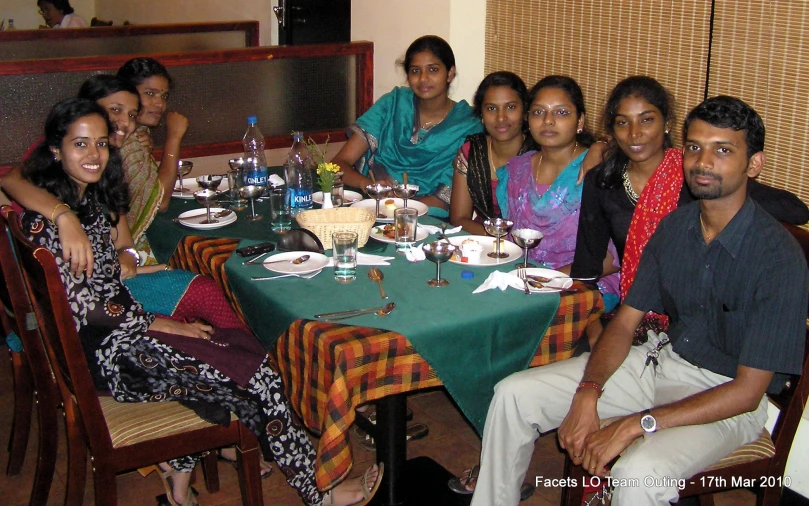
[484,218,514,259]
[175,160,193,195]
[423,241,456,287]
[512,228,544,268]
[239,184,265,221]
[392,183,419,209]
[365,183,392,219]
[193,189,219,224]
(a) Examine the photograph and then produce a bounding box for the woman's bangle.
[50,203,70,223]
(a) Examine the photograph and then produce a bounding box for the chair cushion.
[598,418,774,471]
[703,430,774,471]
[99,397,238,448]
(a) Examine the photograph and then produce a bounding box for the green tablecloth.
[225,237,559,433]
[147,195,561,433]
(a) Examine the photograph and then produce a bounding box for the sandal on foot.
[323,463,385,506]
[519,481,536,502]
[447,464,478,495]
[354,422,429,453]
[216,448,273,479]
[139,465,199,506]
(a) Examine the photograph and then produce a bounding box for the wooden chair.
[562,223,809,506]
[4,210,265,506]
[1,208,60,505]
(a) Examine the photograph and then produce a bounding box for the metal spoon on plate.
[263,254,310,265]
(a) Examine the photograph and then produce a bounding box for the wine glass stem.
[403,198,408,209]
[375,199,381,217]
[206,204,212,222]
[435,262,442,282]
[176,175,182,194]
[496,235,502,257]
[250,198,257,217]
[523,246,529,268]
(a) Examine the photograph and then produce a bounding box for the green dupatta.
[120,126,162,263]
[351,87,482,206]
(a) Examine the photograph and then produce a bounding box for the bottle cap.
[247,115,257,124]
[461,270,474,279]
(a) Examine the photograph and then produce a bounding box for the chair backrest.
[5,210,114,454]
[769,223,809,464]
[0,207,55,396]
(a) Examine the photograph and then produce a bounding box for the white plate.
[447,235,523,267]
[369,224,430,244]
[177,207,237,230]
[350,198,429,223]
[313,190,363,206]
[262,251,330,275]
[505,267,573,293]
[172,177,230,199]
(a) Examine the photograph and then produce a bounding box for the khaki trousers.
[470,334,768,506]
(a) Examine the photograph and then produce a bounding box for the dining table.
[147,192,604,505]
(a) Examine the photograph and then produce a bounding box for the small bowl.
[423,241,456,263]
[196,175,224,190]
[239,184,265,200]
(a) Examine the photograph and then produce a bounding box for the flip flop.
[216,449,273,479]
[448,466,534,502]
[354,422,429,452]
[323,463,384,506]
[447,464,478,495]
[139,465,199,506]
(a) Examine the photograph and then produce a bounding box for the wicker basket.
[295,207,376,249]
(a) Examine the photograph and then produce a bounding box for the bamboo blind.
[709,0,809,207]
[485,0,712,144]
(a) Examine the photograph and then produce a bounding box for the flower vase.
[321,191,334,209]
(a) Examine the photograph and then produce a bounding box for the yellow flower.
[317,162,341,175]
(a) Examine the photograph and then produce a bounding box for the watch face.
[641,414,656,432]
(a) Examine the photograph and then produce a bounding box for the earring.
[665,129,670,134]
[53,154,60,162]
[481,119,485,125]
[577,128,583,134]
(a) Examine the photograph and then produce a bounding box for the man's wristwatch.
[640,409,657,433]
[122,248,141,266]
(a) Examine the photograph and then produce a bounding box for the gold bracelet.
[165,153,177,158]
[50,203,70,223]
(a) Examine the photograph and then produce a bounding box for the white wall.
[3,0,95,30]
[94,0,277,45]
[351,0,485,104]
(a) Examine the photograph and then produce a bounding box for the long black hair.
[594,76,675,189]
[78,74,139,104]
[472,71,529,118]
[117,57,174,89]
[528,75,595,147]
[21,98,129,225]
[37,0,74,15]
[399,35,456,72]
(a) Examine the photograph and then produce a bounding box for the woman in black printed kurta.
[18,99,380,506]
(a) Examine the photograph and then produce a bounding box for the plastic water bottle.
[242,116,268,188]
[285,131,313,214]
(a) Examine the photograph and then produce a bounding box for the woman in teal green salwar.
[331,35,482,218]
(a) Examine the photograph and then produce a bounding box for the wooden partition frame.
[0,21,260,47]
[0,41,374,173]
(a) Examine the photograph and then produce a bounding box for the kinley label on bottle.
[245,171,268,186]
[289,189,313,208]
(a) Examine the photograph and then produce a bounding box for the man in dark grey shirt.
[470,96,808,506]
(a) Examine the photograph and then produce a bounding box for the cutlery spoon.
[251,269,322,281]
[264,254,310,265]
[315,302,396,321]
[368,268,389,299]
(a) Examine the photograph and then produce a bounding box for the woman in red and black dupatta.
[571,76,809,343]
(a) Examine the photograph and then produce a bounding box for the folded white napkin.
[404,243,425,262]
[268,174,285,186]
[357,252,396,266]
[472,270,524,294]
[419,224,462,236]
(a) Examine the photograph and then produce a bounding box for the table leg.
[375,394,408,505]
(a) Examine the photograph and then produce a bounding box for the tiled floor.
[0,352,756,505]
